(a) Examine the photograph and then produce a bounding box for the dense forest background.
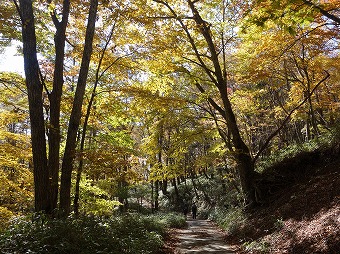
[0,0,339,253]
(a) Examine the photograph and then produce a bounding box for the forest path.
[174,218,237,254]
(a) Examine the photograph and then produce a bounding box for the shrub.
[0,213,172,254]
[0,207,14,232]
[209,206,246,235]
[150,212,187,229]
[256,131,338,173]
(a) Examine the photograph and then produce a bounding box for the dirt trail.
[174,219,237,254]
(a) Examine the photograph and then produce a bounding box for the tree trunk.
[18,0,49,212]
[217,167,227,193]
[161,179,168,195]
[218,87,256,205]
[189,170,199,201]
[307,92,319,137]
[154,180,159,211]
[187,0,256,205]
[172,178,179,207]
[73,24,115,215]
[59,0,98,217]
[118,179,128,213]
[151,180,154,212]
[48,0,71,214]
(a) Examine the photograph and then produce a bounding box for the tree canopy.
[0,0,339,218]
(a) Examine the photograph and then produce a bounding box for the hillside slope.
[229,149,340,253]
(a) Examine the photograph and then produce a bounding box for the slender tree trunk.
[151,180,154,212]
[154,180,159,211]
[118,177,128,213]
[18,0,49,212]
[217,167,227,193]
[153,120,163,211]
[74,23,115,215]
[59,0,98,217]
[48,0,71,214]
[161,180,168,195]
[306,120,311,141]
[172,178,179,206]
[189,170,199,201]
[73,154,83,216]
[73,118,89,215]
[73,21,116,212]
[71,22,118,214]
[307,93,319,137]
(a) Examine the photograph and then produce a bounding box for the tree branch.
[11,0,23,23]
[152,0,219,85]
[303,0,340,25]
[195,82,226,119]
[253,70,330,163]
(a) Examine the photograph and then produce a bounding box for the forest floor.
[231,157,340,253]
[163,158,339,253]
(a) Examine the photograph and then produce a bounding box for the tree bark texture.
[19,0,49,212]
[59,0,98,217]
[48,0,71,213]
[73,24,114,215]
[154,180,159,211]
[187,0,256,205]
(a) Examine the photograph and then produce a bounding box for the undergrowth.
[256,131,337,173]
[0,212,186,254]
[209,206,246,235]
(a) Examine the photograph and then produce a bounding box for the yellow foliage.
[0,206,14,231]
[0,74,33,214]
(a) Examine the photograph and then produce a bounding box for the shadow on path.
[174,219,236,254]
